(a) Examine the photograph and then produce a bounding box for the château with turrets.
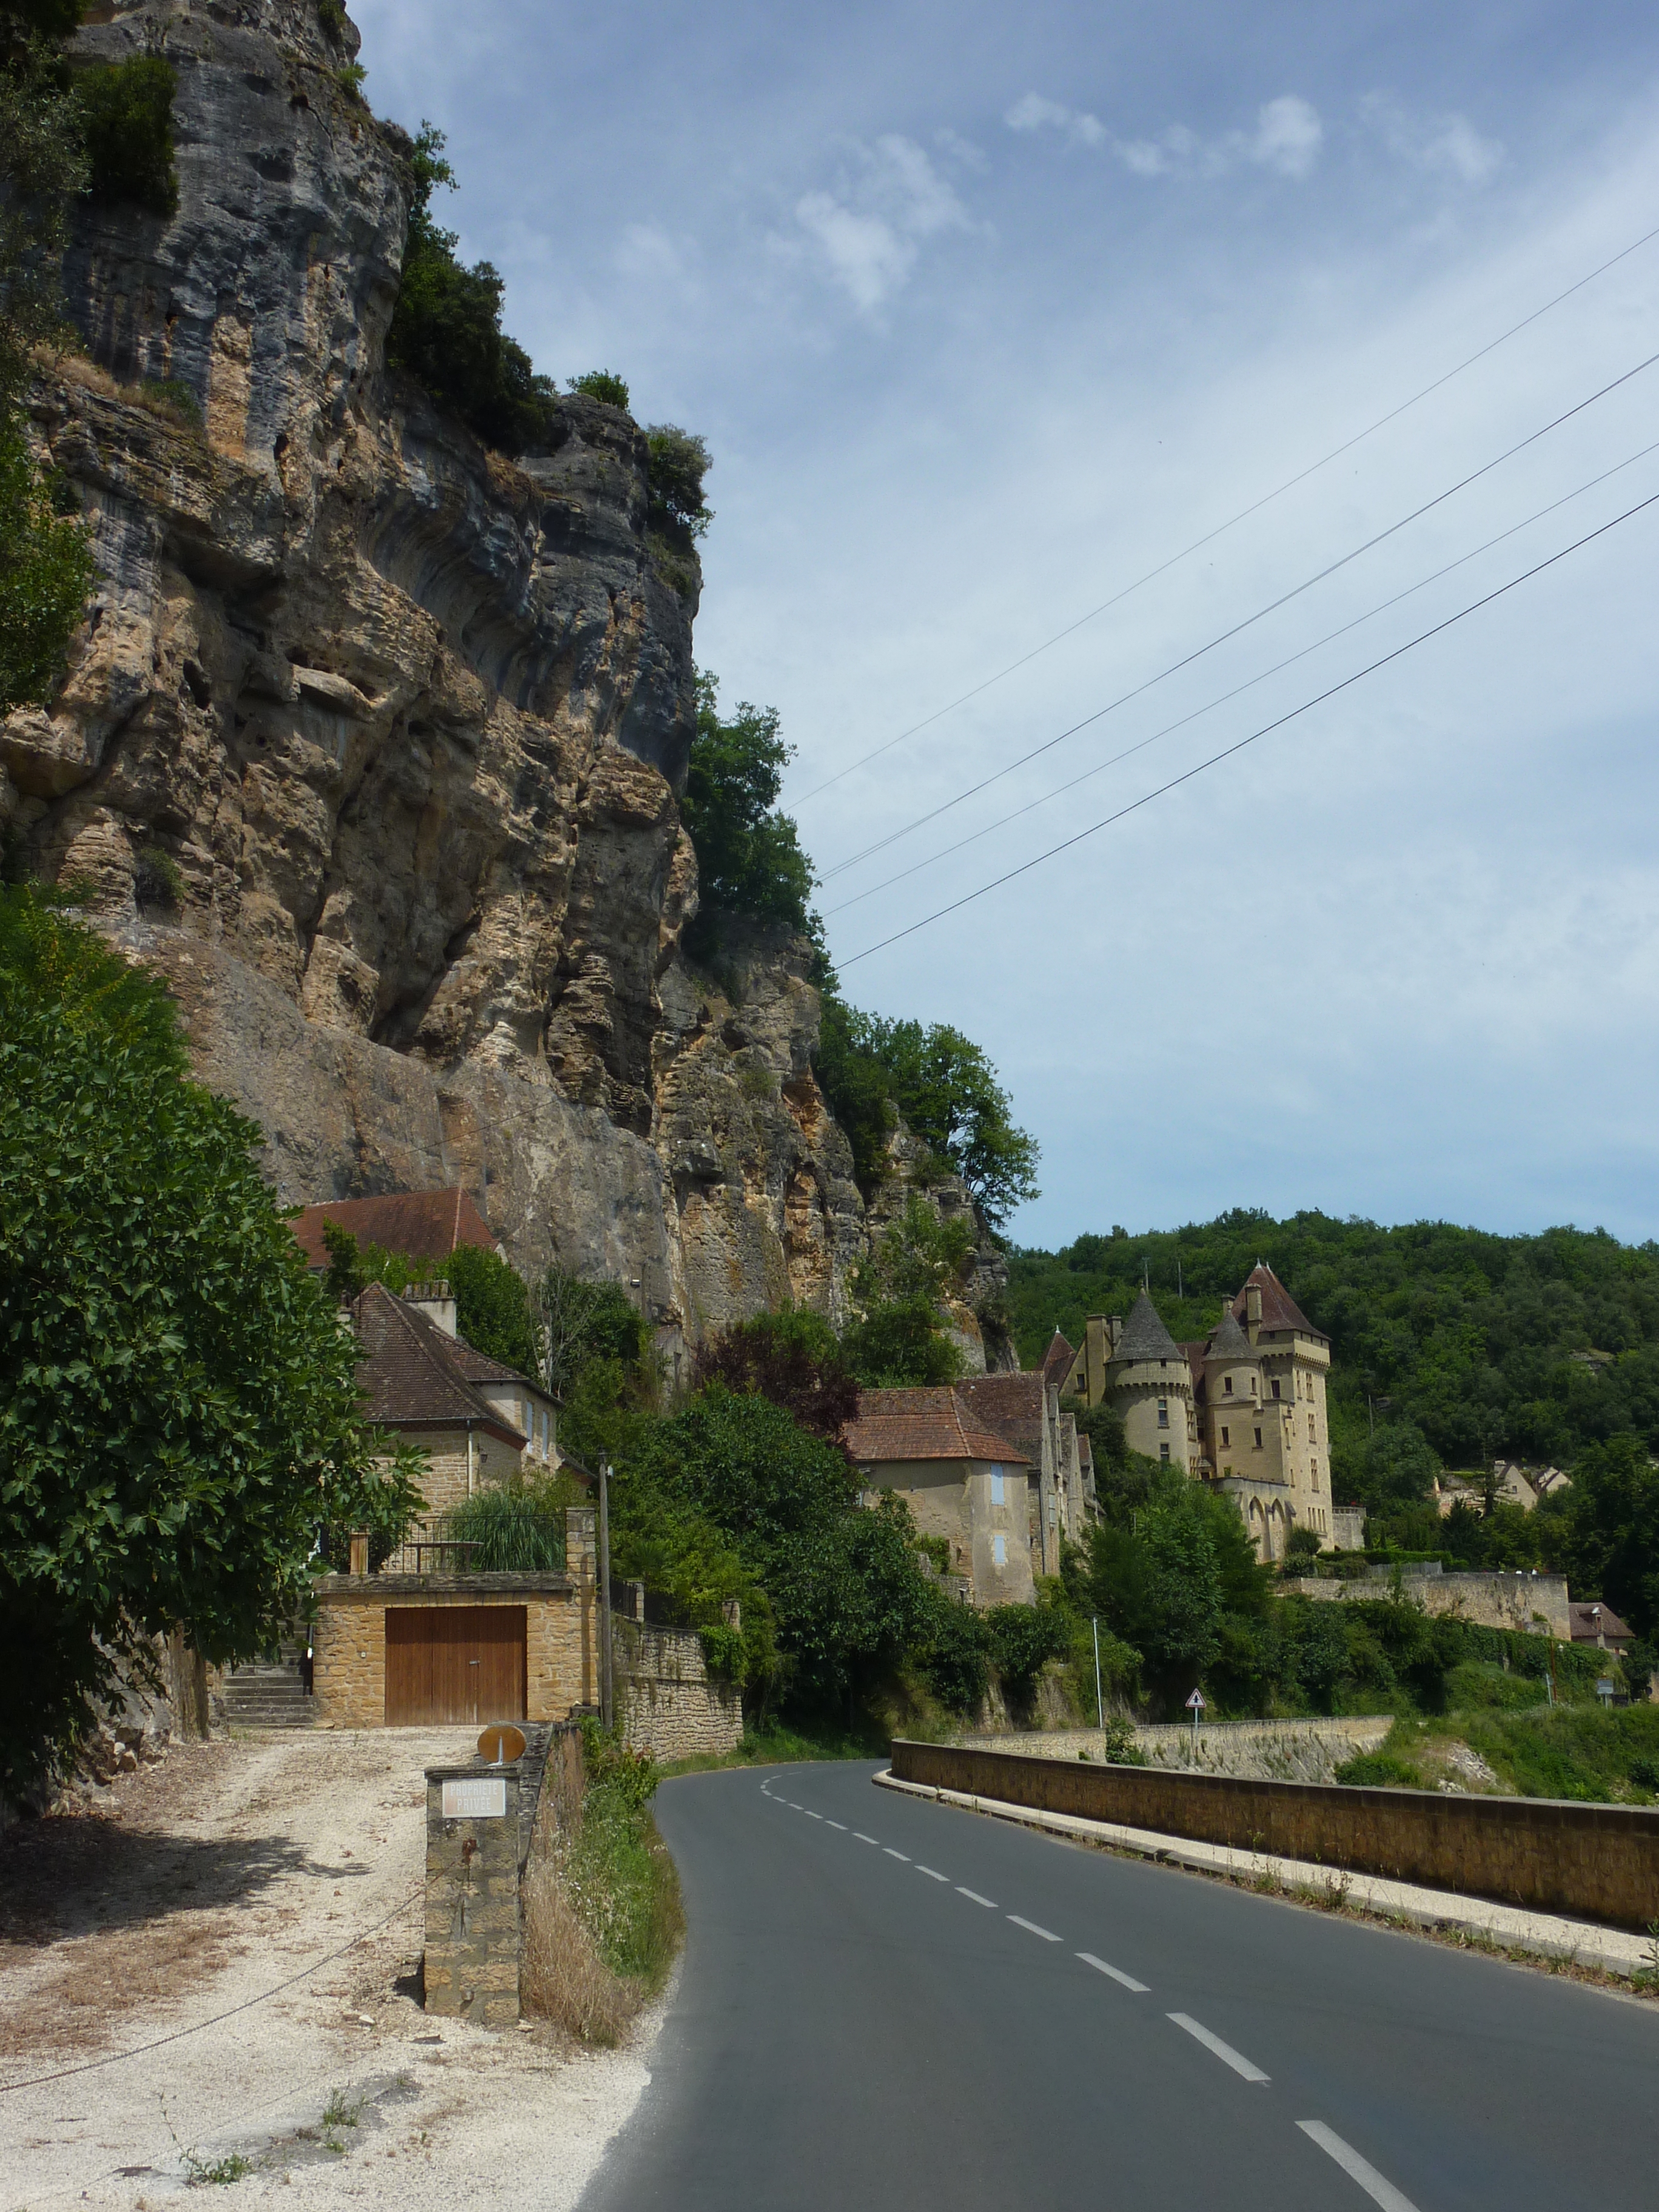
[1043,1264,1347,1563]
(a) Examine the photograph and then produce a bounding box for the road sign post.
[1185,1687,1205,1767]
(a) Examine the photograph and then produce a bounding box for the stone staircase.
[222,1659,315,1730]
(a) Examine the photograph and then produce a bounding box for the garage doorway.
[384,1606,527,1725]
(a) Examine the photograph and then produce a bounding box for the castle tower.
[1105,1290,1193,1470]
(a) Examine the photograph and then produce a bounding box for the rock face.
[1,0,1006,1363]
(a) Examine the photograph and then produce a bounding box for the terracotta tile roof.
[351,1282,525,1446]
[292,1187,499,1270]
[1231,1262,1325,1342]
[1039,1329,1076,1387]
[956,1372,1047,1464]
[1569,1600,1633,1647]
[845,1385,1032,1468]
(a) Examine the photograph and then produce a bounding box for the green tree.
[568,369,629,409]
[445,1242,540,1378]
[691,1306,857,1443]
[680,671,817,957]
[77,55,177,214]
[0,411,94,711]
[1535,1432,1659,1638]
[386,122,558,455]
[645,423,711,543]
[840,1196,973,1388]
[0,888,421,1795]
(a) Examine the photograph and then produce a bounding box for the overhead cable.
[796,214,1659,805]
[820,341,1659,882]
[834,485,1659,970]
[825,435,1659,917]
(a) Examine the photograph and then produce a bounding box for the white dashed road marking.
[825,1820,847,1830]
[1008,1915,1062,1942]
[804,1811,823,1820]
[956,1888,997,1908]
[1295,2123,1421,2211]
[854,1833,879,1845]
[1168,2014,1270,2083]
[915,1866,949,1881]
[1077,1952,1149,1992]
[884,1848,911,1862]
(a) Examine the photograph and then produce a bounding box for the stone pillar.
[423,1761,525,2025]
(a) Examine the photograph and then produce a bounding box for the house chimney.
[404,1278,457,1336]
[1245,1283,1262,1343]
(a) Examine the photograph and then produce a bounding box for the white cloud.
[1363,95,1504,186]
[1008,90,1322,182]
[1247,94,1323,179]
[794,135,971,313]
[1005,90,1108,147]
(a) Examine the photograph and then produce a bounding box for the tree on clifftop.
[0,888,422,1797]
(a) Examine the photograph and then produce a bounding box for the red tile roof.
[292,1187,499,1270]
[956,1372,1047,1466]
[351,1282,525,1445]
[1230,1263,1326,1343]
[845,1385,1032,1468]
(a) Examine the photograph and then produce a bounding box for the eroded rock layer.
[1,1,1005,1360]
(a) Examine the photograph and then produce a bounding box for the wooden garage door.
[384,1607,527,1726]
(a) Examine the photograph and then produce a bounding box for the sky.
[352,0,1659,1253]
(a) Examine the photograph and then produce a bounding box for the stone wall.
[423,1757,527,2027]
[1282,1569,1572,1640]
[615,1620,743,1762]
[891,1738,1659,1928]
[312,1574,592,1726]
[962,1715,1392,1786]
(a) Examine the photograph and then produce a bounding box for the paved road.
[580,1761,1659,2211]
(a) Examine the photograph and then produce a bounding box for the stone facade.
[311,1574,594,1726]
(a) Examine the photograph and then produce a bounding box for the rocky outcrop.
[1,0,1007,1362]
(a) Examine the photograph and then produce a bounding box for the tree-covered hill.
[1008,1210,1659,1506]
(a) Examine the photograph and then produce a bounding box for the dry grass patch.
[520,1857,638,2048]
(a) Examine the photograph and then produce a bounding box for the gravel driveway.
[0,1729,660,2211]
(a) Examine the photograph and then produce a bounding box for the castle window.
[1220,1425,1230,1447]
[1254,1427,1262,1448]
[1224,1375,1233,1395]
[1312,1460,1321,1490]
[1159,1442,1170,1463]
[1157,1396,1169,1429]
[1308,1414,1315,1443]
[990,1466,1005,1506]
[992,1533,1007,1567]
[1272,1379,1281,1399]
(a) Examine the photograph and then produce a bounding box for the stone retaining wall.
[1281,1570,1570,1640]
[962,1715,1391,1785]
[616,1620,743,1761]
[891,1738,1659,1928]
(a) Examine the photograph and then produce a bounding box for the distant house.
[1435,1463,1572,1517]
[352,1281,562,1510]
[291,1186,501,1275]
[844,1386,1038,1606]
[954,1370,1092,1575]
[1569,1600,1634,1655]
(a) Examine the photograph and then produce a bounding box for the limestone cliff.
[0,0,1007,1364]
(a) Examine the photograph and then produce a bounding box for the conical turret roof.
[1113,1289,1183,1365]
[1206,1309,1258,1366]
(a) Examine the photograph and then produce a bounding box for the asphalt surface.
[579,1760,1659,2211]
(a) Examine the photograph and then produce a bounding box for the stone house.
[1436,1463,1572,1516]
[953,1371,1093,1575]
[843,1389,1037,1605]
[1051,1265,1336,1563]
[352,1280,561,1510]
[1570,1599,1634,1655]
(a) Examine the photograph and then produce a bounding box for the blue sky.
[354,1,1659,1252]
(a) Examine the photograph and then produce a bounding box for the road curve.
[579,1760,1659,2211]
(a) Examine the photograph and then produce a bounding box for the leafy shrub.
[1335,1751,1424,1788]
[568,369,630,409]
[645,423,710,544]
[138,377,203,431]
[333,60,366,102]
[691,1308,858,1444]
[78,56,178,216]
[917,1595,989,1715]
[1443,1660,1547,1712]
[1101,1715,1147,1766]
[315,0,347,40]
[444,1241,540,1377]
[386,123,559,455]
[985,1601,1067,1700]
[0,416,94,713]
[444,1478,572,1572]
[680,670,817,957]
[132,842,182,908]
[1630,1754,1659,1791]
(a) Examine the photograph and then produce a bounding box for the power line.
[834,484,1659,970]
[819,341,1659,882]
[825,435,1659,918]
[795,215,1659,806]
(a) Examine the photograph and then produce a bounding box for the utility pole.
[598,1459,614,1731]
[1091,1617,1104,1730]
